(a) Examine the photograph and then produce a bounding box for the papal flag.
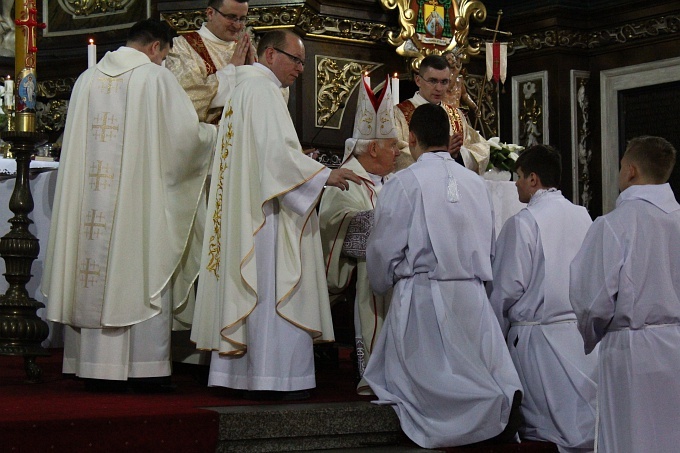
[485,42,507,84]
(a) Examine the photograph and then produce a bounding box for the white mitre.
[343,76,398,162]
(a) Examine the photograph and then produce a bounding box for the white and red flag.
[485,42,507,84]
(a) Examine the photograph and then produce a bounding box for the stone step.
[209,401,403,452]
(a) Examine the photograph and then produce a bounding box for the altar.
[485,179,526,236]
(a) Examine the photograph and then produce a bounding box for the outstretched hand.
[326,168,362,191]
[229,34,256,66]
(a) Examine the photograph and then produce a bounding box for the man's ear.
[528,172,540,188]
[627,161,639,182]
[408,130,417,149]
[368,141,378,157]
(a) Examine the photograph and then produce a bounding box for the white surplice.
[191,64,334,391]
[364,151,522,449]
[42,46,217,379]
[489,190,598,452]
[570,183,680,453]
[319,156,390,394]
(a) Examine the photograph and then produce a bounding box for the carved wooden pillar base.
[0,130,50,383]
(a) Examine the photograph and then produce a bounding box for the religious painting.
[512,71,548,149]
[381,0,486,70]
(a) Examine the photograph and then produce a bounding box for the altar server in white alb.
[190,29,360,397]
[570,135,680,453]
[319,76,400,395]
[364,103,523,449]
[42,19,217,386]
[488,144,598,453]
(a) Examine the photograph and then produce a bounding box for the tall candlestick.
[88,39,97,68]
[4,76,14,109]
[392,73,400,106]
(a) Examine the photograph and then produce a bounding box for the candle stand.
[0,129,49,382]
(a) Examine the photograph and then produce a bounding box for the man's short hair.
[410,103,449,149]
[208,0,247,10]
[419,55,449,74]
[257,29,298,58]
[515,144,562,188]
[127,19,177,48]
[625,135,677,183]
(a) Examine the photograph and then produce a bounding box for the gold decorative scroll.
[315,56,381,128]
[381,0,486,71]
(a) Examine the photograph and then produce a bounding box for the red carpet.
[0,348,366,453]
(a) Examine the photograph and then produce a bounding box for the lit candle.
[88,39,97,68]
[363,72,371,90]
[392,73,400,106]
[4,76,13,109]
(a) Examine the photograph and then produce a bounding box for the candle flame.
[89,39,94,45]
[393,73,398,78]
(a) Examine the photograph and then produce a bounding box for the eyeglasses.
[271,47,305,68]
[211,7,247,23]
[419,77,450,87]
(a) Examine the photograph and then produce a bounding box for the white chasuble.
[72,70,131,327]
[191,65,333,390]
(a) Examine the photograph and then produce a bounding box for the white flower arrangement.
[487,137,523,172]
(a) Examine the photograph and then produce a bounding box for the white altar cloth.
[0,159,62,348]
[485,180,526,237]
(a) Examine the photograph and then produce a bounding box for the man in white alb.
[489,144,598,453]
[190,29,360,398]
[364,103,522,448]
[42,19,217,390]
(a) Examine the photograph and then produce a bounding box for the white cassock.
[364,151,522,449]
[489,189,598,453]
[319,155,390,395]
[393,92,490,173]
[42,46,217,379]
[191,64,334,391]
[570,183,680,453]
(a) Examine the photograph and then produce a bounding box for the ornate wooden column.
[0,0,49,382]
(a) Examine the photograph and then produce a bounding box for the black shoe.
[128,376,176,394]
[83,378,128,393]
[492,390,524,443]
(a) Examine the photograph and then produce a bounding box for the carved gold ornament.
[381,0,486,71]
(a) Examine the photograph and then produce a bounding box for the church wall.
[488,0,680,216]
[3,0,678,215]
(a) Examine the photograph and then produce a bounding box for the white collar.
[253,62,282,87]
[198,24,234,45]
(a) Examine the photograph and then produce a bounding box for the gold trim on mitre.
[352,75,397,142]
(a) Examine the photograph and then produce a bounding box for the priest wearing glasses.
[394,54,489,174]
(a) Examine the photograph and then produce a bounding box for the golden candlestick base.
[3,104,15,132]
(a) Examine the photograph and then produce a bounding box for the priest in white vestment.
[364,103,523,448]
[570,136,680,453]
[394,54,489,173]
[319,77,400,395]
[165,0,254,124]
[42,19,217,384]
[190,30,360,396]
[489,145,598,453]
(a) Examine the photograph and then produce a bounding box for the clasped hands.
[229,33,257,66]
